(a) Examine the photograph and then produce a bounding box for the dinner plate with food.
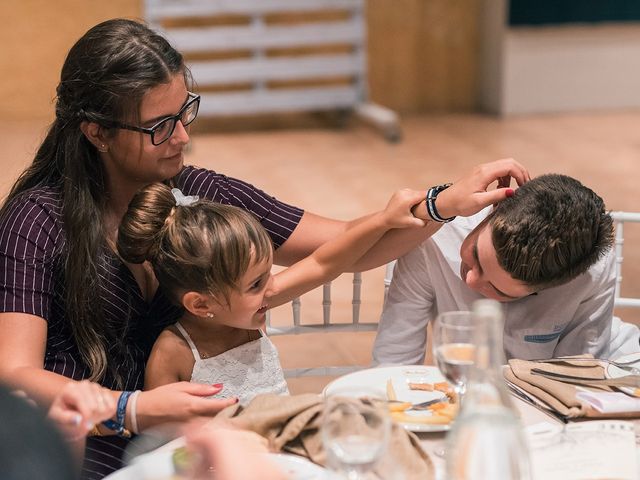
[323,365,458,432]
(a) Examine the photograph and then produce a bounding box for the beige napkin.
[504,355,640,420]
[210,393,434,480]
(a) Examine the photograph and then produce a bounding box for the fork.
[533,357,640,375]
[382,397,447,411]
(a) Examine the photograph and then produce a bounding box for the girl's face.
[101,73,192,190]
[212,255,274,330]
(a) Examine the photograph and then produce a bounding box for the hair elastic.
[129,390,141,434]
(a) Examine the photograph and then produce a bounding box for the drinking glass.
[322,388,391,480]
[432,310,476,404]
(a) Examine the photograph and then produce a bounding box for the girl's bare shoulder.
[154,324,192,353]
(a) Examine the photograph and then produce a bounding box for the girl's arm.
[273,158,531,270]
[268,189,426,307]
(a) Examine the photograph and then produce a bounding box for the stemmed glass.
[322,388,391,480]
[432,310,476,404]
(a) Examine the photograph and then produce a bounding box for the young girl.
[117,183,426,404]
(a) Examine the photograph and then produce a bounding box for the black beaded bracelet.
[426,183,456,223]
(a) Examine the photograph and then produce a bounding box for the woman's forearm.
[1,366,75,409]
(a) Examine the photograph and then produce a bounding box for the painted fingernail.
[505,188,515,197]
[234,398,240,404]
[212,383,223,389]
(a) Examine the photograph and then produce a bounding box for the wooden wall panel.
[1,0,480,120]
[0,1,140,120]
[366,0,481,113]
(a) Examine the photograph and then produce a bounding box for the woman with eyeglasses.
[0,18,528,479]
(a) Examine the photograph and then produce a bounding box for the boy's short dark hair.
[488,174,614,290]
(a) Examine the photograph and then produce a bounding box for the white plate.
[105,451,328,480]
[103,446,178,479]
[269,453,328,479]
[323,365,452,433]
[605,352,640,396]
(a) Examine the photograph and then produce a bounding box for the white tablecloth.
[417,396,640,480]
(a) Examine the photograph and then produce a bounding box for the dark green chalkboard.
[509,0,640,26]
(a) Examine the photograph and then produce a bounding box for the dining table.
[112,384,640,480]
[416,394,640,480]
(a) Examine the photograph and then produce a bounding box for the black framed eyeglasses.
[108,93,200,146]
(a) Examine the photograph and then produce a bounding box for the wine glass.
[432,310,476,404]
[322,388,391,480]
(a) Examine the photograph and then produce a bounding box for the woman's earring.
[206,312,215,318]
[98,144,108,153]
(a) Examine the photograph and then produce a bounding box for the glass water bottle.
[445,299,532,480]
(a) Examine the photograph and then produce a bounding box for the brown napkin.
[504,355,640,420]
[209,393,434,480]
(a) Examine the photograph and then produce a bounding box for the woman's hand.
[136,382,238,431]
[47,380,116,442]
[426,158,530,220]
[381,188,428,229]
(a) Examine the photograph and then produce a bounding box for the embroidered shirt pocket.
[510,325,565,359]
[523,331,562,344]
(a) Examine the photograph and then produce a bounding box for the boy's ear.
[182,291,217,318]
[79,121,109,152]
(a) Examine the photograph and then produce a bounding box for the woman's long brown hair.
[0,19,189,386]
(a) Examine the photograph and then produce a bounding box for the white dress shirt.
[373,209,639,365]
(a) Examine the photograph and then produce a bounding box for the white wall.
[480,0,640,115]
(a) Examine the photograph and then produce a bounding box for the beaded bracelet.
[102,391,133,438]
[426,183,456,223]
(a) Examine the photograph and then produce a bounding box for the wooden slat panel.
[189,53,363,85]
[198,86,360,115]
[159,20,363,52]
[145,0,363,20]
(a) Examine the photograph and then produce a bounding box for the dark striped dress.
[0,166,304,479]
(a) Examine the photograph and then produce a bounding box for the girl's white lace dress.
[175,323,289,405]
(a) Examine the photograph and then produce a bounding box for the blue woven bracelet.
[102,391,134,438]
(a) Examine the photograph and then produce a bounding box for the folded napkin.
[209,393,434,480]
[504,355,640,420]
[575,391,640,414]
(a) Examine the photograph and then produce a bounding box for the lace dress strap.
[175,322,201,363]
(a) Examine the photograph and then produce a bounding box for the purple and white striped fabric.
[0,165,303,479]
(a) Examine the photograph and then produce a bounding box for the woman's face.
[101,73,192,189]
